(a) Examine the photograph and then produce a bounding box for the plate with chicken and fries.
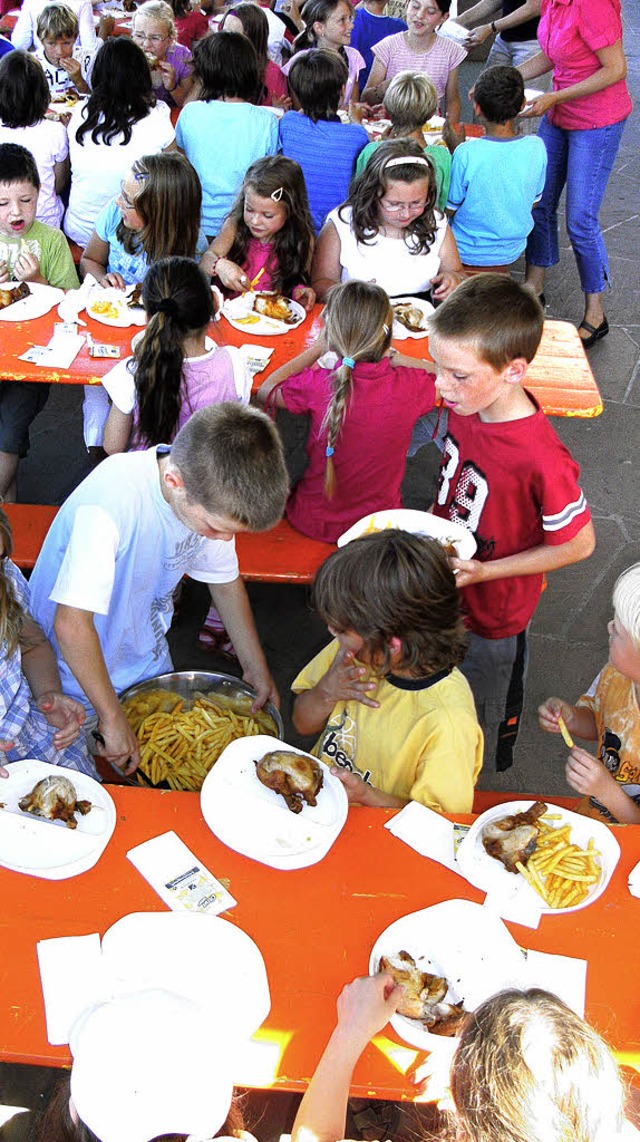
[456,800,620,914]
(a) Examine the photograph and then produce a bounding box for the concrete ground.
[1,2,638,1122]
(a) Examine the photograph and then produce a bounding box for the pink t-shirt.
[283,45,365,106]
[371,33,466,111]
[538,0,632,130]
[279,357,436,542]
[262,59,288,106]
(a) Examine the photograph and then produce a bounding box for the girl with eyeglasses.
[131,0,194,109]
[312,137,465,301]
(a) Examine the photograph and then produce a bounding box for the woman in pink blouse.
[519,0,631,347]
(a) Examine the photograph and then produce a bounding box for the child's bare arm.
[292,647,379,735]
[332,768,409,809]
[199,218,241,283]
[538,697,598,741]
[565,746,640,824]
[19,615,86,751]
[80,232,122,288]
[388,346,432,370]
[103,407,133,455]
[452,519,595,588]
[444,67,461,126]
[255,331,327,407]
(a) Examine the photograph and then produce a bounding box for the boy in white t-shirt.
[11,0,97,52]
[28,404,289,775]
[35,3,96,97]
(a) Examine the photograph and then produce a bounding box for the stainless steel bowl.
[117,670,282,789]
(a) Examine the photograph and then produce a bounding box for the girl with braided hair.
[256,279,436,543]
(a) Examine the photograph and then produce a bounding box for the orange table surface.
[0,302,602,418]
[1,787,639,1091]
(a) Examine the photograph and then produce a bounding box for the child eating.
[292,529,483,812]
[132,0,193,108]
[539,562,640,824]
[35,3,95,98]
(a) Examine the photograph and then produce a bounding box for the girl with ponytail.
[256,279,436,543]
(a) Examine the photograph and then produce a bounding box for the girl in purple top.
[132,0,193,108]
[284,0,365,108]
[255,280,436,543]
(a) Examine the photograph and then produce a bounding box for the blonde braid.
[322,361,353,498]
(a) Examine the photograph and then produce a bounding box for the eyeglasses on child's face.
[133,31,169,45]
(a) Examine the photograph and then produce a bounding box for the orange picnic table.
[1,787,639,1090]
[0,301,602,418]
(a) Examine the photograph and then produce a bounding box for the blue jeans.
[526,114,627,294]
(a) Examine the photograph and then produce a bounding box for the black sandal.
[578,317,609,349]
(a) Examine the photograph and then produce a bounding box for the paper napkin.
[385,801,459,872]
[37,933,102,1045]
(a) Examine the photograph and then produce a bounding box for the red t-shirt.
[431,397,591,639]
[538,0,632,130]
[262,60,288,107]
[280,358,436,543]
[175,9,210,50]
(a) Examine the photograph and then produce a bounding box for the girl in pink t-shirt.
[201,154,316,311]
[255,280,436,543]
[363,0,466,121]
[220,3,289,107]
[284,0,366,108]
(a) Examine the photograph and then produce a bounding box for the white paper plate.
[85,286,146,328]
[0,759,116,879]
[337,509,477,560]
[201,735,348,869]
[456,800,620,914]
[101,912,270,1037]
[0,282,64,322]
[370,900,529,1049]
[222,296,305,336]
[391,296,434,340]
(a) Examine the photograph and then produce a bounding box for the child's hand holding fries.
[538,697,577,739]
[565,746,616,801]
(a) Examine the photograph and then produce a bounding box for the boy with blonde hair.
[35,4,95,97]
[421,274,595,770]
[539,563,640,823]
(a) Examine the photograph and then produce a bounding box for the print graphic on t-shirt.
[148,589,176,661]
[319,708,372,784]
[600,727,621,774]
[589,727,640,819]
[437,434,489,532]
[164,533,204,571]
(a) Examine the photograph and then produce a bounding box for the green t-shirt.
[355,139,452,212]
[0,220,79,290]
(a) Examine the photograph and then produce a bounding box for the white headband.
[384,156,431,170]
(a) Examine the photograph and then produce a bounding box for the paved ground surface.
[1,3,638,1120]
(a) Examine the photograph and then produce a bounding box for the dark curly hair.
[225,155,314,295]
[75,38,155,147]
[341,137,438,251]
[313,529,468,677]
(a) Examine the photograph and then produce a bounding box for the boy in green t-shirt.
[0,142,79,500]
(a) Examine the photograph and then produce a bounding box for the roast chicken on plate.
[481,801,547,873]
[379,951,465,1035]
[19,775,92,830]
[255,750,323,813]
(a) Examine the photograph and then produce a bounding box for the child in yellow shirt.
[539,562,640,824]
[292,529,483,813]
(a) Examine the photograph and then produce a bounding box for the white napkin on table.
[384,801,459,871]
[37,932,102,1045]
[57,273,99,322]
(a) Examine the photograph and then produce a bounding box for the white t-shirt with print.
[0,119,68,227]
[28,446,239,713]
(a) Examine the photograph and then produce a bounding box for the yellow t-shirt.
[292,640,483,813]
[576,663,640,822]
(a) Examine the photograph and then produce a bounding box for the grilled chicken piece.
[255,750,323,813]
[18,775,92,830]
[393,302,427,332]
[482,801,547,873]
[254,294,297,324]
[127,282,143,308]
[0,282,30,310]
[379,951,465,1031]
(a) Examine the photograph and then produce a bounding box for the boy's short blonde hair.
[429,273,544,370]
[133,0,175,36]
[612,563,640,647]
[383,71,438,132]
[37,2,79,41]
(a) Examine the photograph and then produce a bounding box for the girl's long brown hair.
[342,137,438,251]
[221,3,270,103]
[225,156,315,295]
[320,280,392,497]
[115,152,202,264]
[0,506,22,657]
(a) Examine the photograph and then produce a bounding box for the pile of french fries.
[516,814,601,909]
[122,689,275,791]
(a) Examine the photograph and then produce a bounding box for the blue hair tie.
[326,445,335,458]
[342,356,355,369]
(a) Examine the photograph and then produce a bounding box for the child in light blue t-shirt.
[447,65,547,269]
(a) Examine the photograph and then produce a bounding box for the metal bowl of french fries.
[119,671,283,792]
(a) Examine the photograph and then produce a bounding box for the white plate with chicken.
[369,899,530,1050]
[0,759,116,879]
[0,282,64,322]
[84,285,146,327]
[200,735,348,869]
[456,800,620,914]
[222,292,305,336]
[391,296,434,340]
[337,509,477,561]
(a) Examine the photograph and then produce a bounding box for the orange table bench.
[5,503,333,584]
[0,789,639,1086]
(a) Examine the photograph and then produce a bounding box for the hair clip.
[325,445,335,458]
[133,171,150,182]
[270,187,284,202]
[342,356,355,368]
[383,323,390,335]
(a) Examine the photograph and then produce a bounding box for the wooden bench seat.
[4,503,334,584]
